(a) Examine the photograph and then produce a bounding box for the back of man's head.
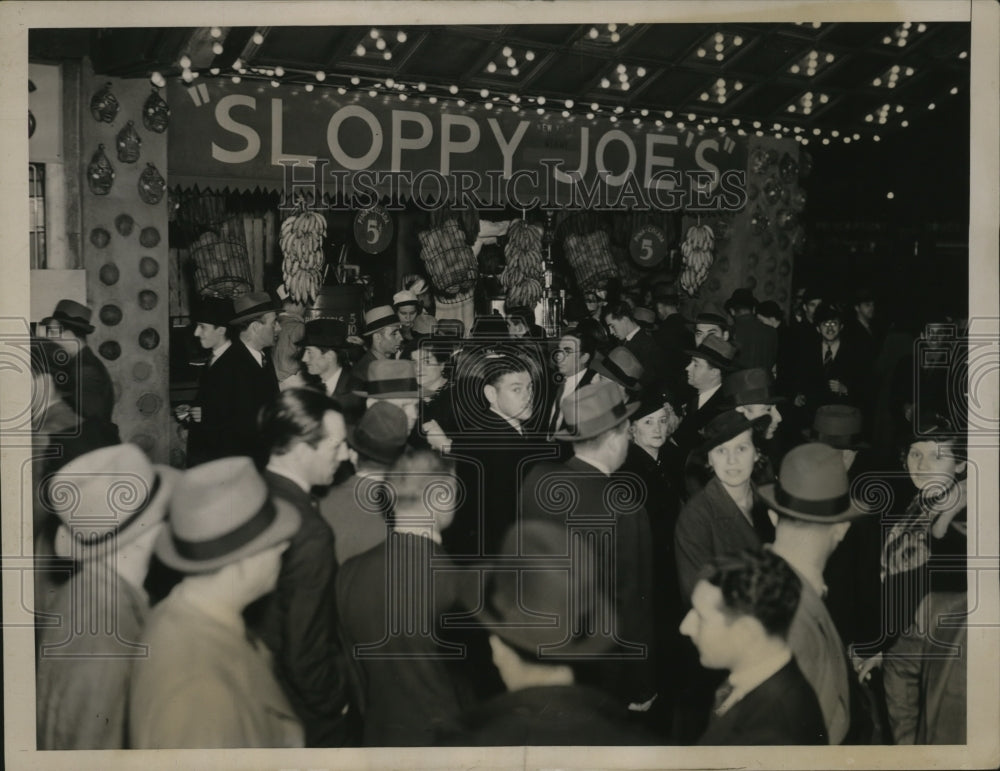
[259,387,340,456]
[703,548,801,640]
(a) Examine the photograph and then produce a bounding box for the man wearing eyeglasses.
[791,303,868,429]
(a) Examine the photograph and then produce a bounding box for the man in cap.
[36,444,179,750]
[520,382,656,712]
[320,401,410,564]
[669,336,739,460]
[337,450,499,746]
[179,294,276,466]
[40,298,118,438]
[603,300,664,387]
[129,457,305,748]
[352,305,403,392]
[393,289,422,340]
[652,285,695,399]
[442,519,655,746]
[726,288,778,373]
[245,388,353,746]
[759,443,871,745]
[681,548,827,745]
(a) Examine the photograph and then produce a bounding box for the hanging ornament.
[143,87,170,133]
[87,144,115,195]
[763,177,783,206]
[90,82,120,123]
[779,152,799,183]
[138,163,166,204]
[115,120,142,163]
[749,148,770,175]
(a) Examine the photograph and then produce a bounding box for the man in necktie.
[546,329,597,440]
[681,548,827,745]
[245,388,354,746]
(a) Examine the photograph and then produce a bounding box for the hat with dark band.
[230,292,280,324]
[348,401,410,465]
[696,410,755,455]
[354,359,419,398]
[688,302,731,330]
[685,336,739,372]
[392,290,420,310]
[759,443,867,523]
[40,299,95,335]
[191,296,234,328]
[554,381,640,442]
[721,368,786,408]
[362,305,401,336]
[724,288,758,313]
[296,318,350,350]
[804,404,870,450]
[155,456,301,573]
[652,285,681,305]
[756,300,783,321]
[588,346,644,393]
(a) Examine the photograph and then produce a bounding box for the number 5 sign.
[629,224,667,268]
[353,205,394,254]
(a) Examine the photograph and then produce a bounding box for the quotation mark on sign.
[186,83,212,107]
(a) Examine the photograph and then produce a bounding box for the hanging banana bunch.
[679,221,715,296]
[500,220,545,307]
[279,204,326,304]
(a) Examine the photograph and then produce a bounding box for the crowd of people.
[31,276,969,749]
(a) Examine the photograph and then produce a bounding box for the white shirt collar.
[824,339,841,358]
[209,340,231,365]
[624,326,640,342]
[244,341,264,367]
[720,648,792,713]
[697,382,721,409]
[489,406,523,434]
[562,368,587,395]
[322,367,343,396]
[265,463,312,494]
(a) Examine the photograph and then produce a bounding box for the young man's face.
[506,318,529,338]
[373,325,403,356]
[301,410,349,486]
[686,356,720,391]
[694,324,724,346]
[301,346,337,378]
[818,318,842,343]
[856,301,875,322]
[486,371,533,421]
[680,581,741,670]
[554,336,588,378]
[604,315,632,341]
[254,312,281,348]
[194,322,227,350]
[804,298,822,323]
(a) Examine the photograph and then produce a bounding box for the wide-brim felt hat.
[354,358,419,398]
[695,410,755,455]
[230,292,280,324]
[362,305,400,336]
[631,306,656,326]
[803,404,870,450]
[756,300,783,320]
[477,519,617,656]
[40,299,95,335]
[759,442,867,523]
[191,296,235,327]
[296,318,350,349]
[687,302,730,329]
[347,401,410,465]
[588,347,644,393]
[685,336,739,372]
[48,443,180,560]
[155,456,301,573]
[554,381,639,442]
[724,288,758,312]
[720,367,786,408]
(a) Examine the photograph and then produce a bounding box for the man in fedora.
[296,317,359,415]
[587,345,644,401]
[337,449,499,746]
[320,401,410,564]
[245,388,353,746]
[520,381,656,712]
[759,442,871,745]
[353,305,403,392]
[442,519,655,745]
[355,358,421,434]
[681,548,827,745]
[690,303,731,347]
[129,456,304,749]
[726,288,777,373]
[40,298,118,437]
[36,444,179,750]
[603,300,664,387]
[670,336,739,460]
[652,285,695,399]
[393,289,422,342]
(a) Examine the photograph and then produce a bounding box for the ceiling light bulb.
[958,51,967,59]
[616,63,627,74]
[734,35,744,45]
[506,57,517,68]
[588,28,599,39]
[600,78,610,88]
[621,82,630,91]
[677,122,685,130]
[274,66,284,77]
[633,117,641,125]
[587,112,595,119]
[901,119,909,127]
[351,76,360,85]
[562,110,569,117]
[429,96,437,104]
[457,99,466,107]
[826,53,835,63]
[397,31,408,43]
[181,69,194,83]
[179,55,192,69]
[716,53,724,61]
[615,106,624,113]
[485,102,494,110]
[906,67,914,76]
[252,32,264,45]
[565,99,574,108]
[368,90,376,97]
[231,75,241,84]
[509,67,519,76]
[150,71,166,87]
[536,107,544,115]
[537,95,546,105]
[370,28,380,39]
[212,42,224,55]
[525,51,535,61]
[355,44,366,56]
[486,62,497,73]
[337,87,346,94]
[788,105,796,112]
[636,66,646,77]
[791,64,801,74]
[502,46,513,58]
[449,84,458,94]
[210,26,223,38]
[696,48,706,58]
[873,135,880,141]
[385,78,395,88]
[950,86,959,94]
[376,38,387,50]
[210,67,220,75]
[304,83,314,92]
[641,108,649,116]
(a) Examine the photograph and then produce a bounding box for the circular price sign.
[354,206,394,254]
[629,225,667,268]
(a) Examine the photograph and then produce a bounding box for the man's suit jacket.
[624,328,666,387]
[783,559,851,745]
[731,314,779,372]
[336,531,495,746]
[670,386,726,461]
[244,471,350,747]
[61,346,119,438]
[792,337,868,417]
[654,314,696,396]
[519,455,657,705]
[187,340,279,466]
[674,476,772,602]
[698,659,827,745]
[130,592,304,749]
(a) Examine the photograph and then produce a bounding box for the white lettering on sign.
[553,127,590,184]
[391,110,433,171]
[440,114,480,176]
[594,130,637,187]
[694,139,721,193]
[212,94,261,163]
[645,133,679,190]
[271,99,317,166]
[487,118,531,179]
[327,105,383,169]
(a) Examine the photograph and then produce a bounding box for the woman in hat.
[36,444,179,750]
[129,457,304,749]
[674,411,775,603]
